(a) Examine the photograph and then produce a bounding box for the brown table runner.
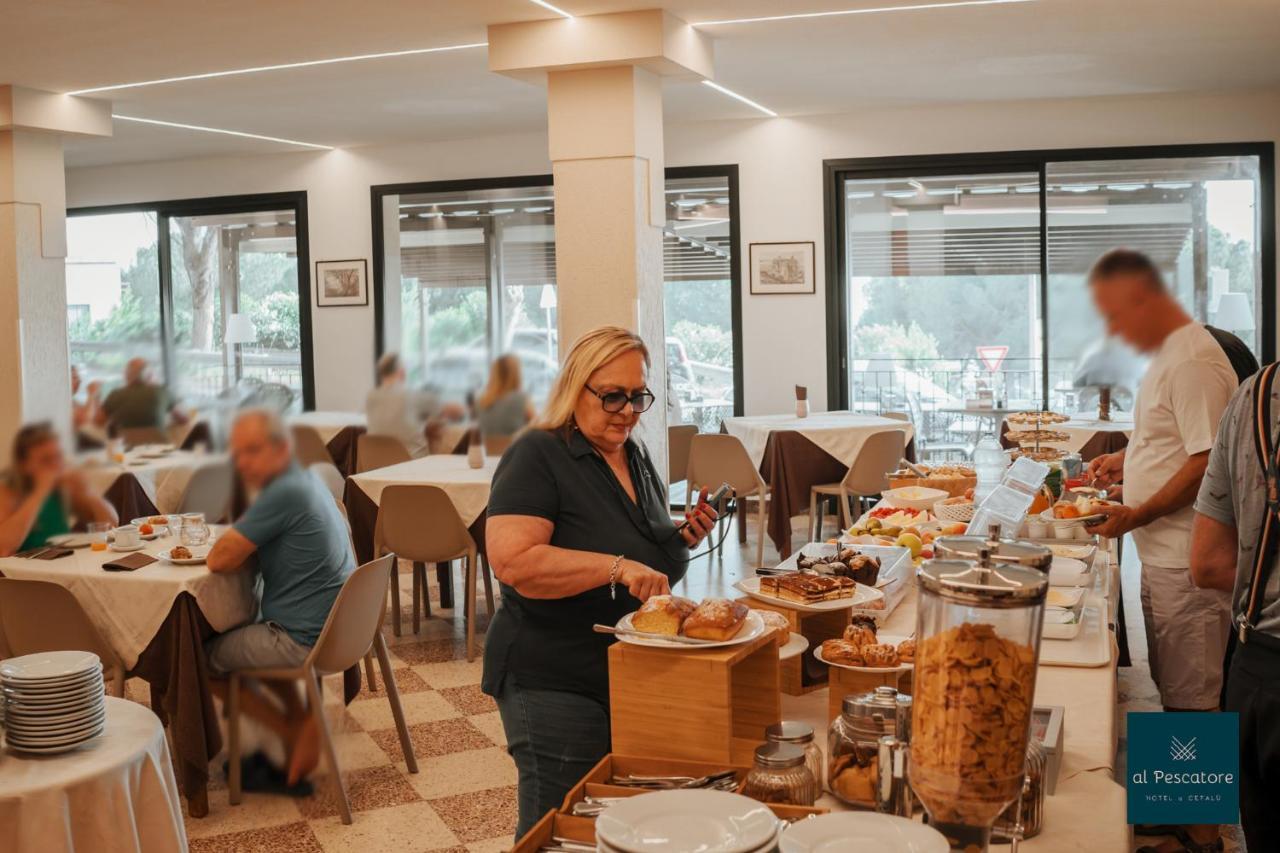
[326,425,367,478]
[103,472,161,521]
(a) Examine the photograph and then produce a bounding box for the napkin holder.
[795,385,809,418]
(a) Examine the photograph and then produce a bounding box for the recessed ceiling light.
[524,206,553,213]
[1105,183,1147,192]
[701,80,777,117]
[970,185,1009,194]
[69,41,487,95]
[1153,181,1193,190]
[528,0,574,18]
[111,114,332,150]
[693,0,1037,27]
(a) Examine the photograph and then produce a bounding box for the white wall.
[66,88,1280,414]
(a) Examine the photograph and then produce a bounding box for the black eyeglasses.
[585,384,656,414]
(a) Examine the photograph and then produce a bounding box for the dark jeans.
[494,677,612,839]
[1225,636,1280,850]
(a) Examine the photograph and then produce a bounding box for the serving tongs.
[571,796,630,817]
[609,769,739,790]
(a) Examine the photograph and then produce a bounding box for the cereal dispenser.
[910,555,1048,851]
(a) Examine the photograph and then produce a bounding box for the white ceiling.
[2,0,1276,168]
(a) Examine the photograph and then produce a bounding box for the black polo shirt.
[481,427,689,705]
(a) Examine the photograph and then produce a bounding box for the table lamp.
[1213,292,1254,333]
[225,313,258,346]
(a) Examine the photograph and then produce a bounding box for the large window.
[825,144,1274,453]
[66,194,314,412]
[374,169,743,420]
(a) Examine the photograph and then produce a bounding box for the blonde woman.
[475,353,535,439]
[483,325,717,836]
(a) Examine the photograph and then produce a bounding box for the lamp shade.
[224,313,258,345]
[1213,292,1254,332]
[539,284,557,310]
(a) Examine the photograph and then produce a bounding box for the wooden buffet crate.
[608,631,780,767]
[512,811,596,853]
[826,663,913,724]
[738,597,850,696]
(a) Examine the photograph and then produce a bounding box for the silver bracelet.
[608,554,624,600]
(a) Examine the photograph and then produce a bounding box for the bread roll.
[632,595,697,636]
[821,639,864,665]
[683,598,749,641]
[754,609,791,644]
[861,643,901,668]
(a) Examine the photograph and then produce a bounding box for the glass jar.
[765,721,822,789]
[992,739,1046,842]
[741,742,816,806]
[828,686,907,809]
[909,557,1047,852]
[180,513,210,547]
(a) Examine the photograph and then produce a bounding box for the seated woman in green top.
[0,422,117,556]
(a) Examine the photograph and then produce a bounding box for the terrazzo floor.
[118,515,1244,852]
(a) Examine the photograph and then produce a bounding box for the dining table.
[0,697,189,853]
[0,526,254,818]
[79,446,230,520]
[289,410,367,477]
[720,412,916,558]
[344,454,498,610]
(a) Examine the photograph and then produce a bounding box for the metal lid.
[753,741,806,769]
[916,559,1048,607]
[934,534,1053,571]
[765,721,815,745]
[841,685,902,720]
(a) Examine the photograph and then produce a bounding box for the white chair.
[808,429,908,539]
[357,434,411,473]
[668,424,698,487]
[227,554,416,824]
[685,433,770,567]
[881,411,911,423]
[178,462,234,523]
[309,462,345,506]
[291,424,334,467]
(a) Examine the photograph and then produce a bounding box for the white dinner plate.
[157,546,210,565]
[5,707,106,734]
[3,674,103,697]
[47,533,92,548]
[597,789,779,853]
[597,824,783,853]
[108,542,146,552]
[1048,556,1090,587]
[813,634,914,673]
[1046,543,1096,560]
[615,611,767,650]
[1,664,103,689]
[779,813,948,853]
[779,632,810,661]
[6,737,100,755]
[734,577,884,614]
[7,714,106,740]
[7,724,105,748]
[3,689,104,714]
[1,651,101,681]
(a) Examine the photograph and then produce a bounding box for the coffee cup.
[113,524,141,549]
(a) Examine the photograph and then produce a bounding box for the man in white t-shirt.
[1084,249,1237,714]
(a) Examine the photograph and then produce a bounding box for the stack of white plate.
[1,651,106,754]
[596,789,781,853]
[778,813,948,853]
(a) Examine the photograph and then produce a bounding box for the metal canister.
[828,686,909,808]
[933,533,1053,573]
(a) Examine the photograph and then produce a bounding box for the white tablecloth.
[0,528,254,669]
[0,697,188,853]
[1004,413,1134,455]
[81,449,228,516]
[350,454,497,526]
[722,412,914,471]
[289,410,367,445]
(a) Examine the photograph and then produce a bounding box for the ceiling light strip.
[112,114,333,150]
[694,0,1036,27]
[528,0,574,18]
[701,81,778,117]
[69,42,488,95]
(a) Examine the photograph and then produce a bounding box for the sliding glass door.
[826,144,1274,453]
[66,193,313,412]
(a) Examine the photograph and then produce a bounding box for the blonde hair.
[534,326,650,432]
[477,354,523,410]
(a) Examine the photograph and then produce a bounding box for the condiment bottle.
[741,742,817,806]
[765,721,822,790]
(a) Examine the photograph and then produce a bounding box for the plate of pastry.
[734,572,883,614]
[616,597,766,649]
[813,618,914,672]
[157,545,209,565]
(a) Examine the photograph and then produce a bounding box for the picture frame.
[315,259,369,307]
[749,241,816,295]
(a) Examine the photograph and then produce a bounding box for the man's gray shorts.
[206,622,311,675]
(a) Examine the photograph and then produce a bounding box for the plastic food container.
[883,486,950,512]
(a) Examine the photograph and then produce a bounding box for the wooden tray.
[513,811,596,853]
[608,631,780,766]
[560,753,750,814]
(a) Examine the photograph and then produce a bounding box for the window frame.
[822,142,1277,409]
[370,165,746,417]
[67,191,316,410]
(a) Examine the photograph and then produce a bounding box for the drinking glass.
[180,513,210,547]
[88,522,111,552]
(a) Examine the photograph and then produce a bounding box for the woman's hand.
[679,487,719,548]
[618,559,670,601]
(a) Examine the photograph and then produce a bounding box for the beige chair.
[881,411,911,423]
[668,424,698,487]
[0,578,127,696]
[227,554,416,824]
[357,434,411,473]
[291,425,334,467]
[178,462,234,523]
[309,462,345,506]
[374,485,494,659]
[808,429,908,540]
[685,434,770,567]
[482,434,514,457]
[118,426,168,448]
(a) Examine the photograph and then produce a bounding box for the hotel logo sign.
[1127,712,1238,825]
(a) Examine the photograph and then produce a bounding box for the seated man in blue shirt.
[206,409,356,785]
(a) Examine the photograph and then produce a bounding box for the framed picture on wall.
[315,259,369,307]
[749,241,815,295]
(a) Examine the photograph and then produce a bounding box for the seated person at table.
[205,409,356,784]
[96,357,188,433]
[0,422,117,556]
[476,354,535,440]
[365,351,464,457]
